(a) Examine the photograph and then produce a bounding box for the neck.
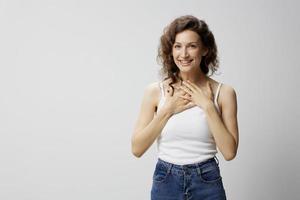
[177,69,207,85]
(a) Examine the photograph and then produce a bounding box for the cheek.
[172,50,178,58]
[194,51,203,60]
[192,50,201,57]
[173,58,180,65]
[189,53,200,61]
[172,52,180,62]
[193,55,203,65]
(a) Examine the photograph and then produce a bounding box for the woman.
[131,15,239,200]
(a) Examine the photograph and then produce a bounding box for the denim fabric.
[151,157,226,200]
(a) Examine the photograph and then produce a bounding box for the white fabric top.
[155,81,222,165]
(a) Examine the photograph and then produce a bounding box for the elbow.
[224,151,237,161]
[132,148,143,158]
[224,141,238,161]
[131,141,144,158]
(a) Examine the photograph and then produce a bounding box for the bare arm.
[204,85,239,161]
[131,82,172,158]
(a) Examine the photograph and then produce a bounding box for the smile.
[179,59,193,66]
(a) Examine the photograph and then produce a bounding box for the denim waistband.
[158,156,219,172]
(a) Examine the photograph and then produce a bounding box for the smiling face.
[172,30,208,73]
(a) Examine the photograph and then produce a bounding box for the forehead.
[174,30,200,43]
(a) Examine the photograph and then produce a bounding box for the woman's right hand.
[162,85,196,115]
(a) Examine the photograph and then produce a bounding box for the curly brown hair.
[157,15,219,86]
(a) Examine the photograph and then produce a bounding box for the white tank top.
[155,81,222,165]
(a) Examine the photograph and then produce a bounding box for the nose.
[180,47,189,58]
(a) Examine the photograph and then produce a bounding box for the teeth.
[180,60,192,64]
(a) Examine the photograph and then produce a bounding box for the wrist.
[159,107,173,118]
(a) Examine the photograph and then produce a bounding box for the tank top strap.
[159,82,165,98]
[214,83,222,112]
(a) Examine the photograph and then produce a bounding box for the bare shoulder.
[219,83,237,109]
[207,77,237,111]
[220,84,237,99]
[143,81,161,108]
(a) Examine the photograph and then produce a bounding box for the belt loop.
[167,163,173,174]
[214,155,219,165]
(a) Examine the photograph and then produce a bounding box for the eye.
[174,45,181,49]
[190,44,198,48]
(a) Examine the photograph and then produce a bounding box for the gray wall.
[0,0,299,199]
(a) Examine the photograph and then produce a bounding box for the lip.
[179,59,193,66]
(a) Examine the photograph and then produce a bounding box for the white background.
[0,0,299,199]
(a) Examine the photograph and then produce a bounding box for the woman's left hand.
[179,80,214,109]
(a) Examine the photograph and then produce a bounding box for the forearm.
[204,103,237,161]
[132,108,172,158]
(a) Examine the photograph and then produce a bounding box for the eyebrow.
[174,42,199,44]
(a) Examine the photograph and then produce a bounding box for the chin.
[178,65,196,72]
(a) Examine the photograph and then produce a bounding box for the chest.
[159,105,213,141]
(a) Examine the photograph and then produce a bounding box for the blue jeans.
[151,157,226,200]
